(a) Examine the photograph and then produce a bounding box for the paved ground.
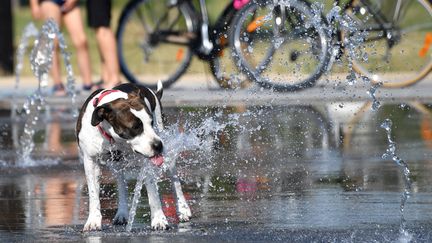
[1,74,432,109]
[1,74,432,242]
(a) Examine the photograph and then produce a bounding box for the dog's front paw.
[83,214,102,231]
[113,210,128,225]
[151,212,169,230]
[178,202,192,222]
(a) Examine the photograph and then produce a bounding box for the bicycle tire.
[230,0,331,92]
[209,33,251,89]
[208,5,251,89]
[345,0,432,88]
[116,0,197,89]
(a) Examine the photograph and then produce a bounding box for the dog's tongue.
[150,154,164,167]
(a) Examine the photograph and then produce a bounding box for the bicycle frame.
[190,0,241,60]
[198,0,214,54]
[330,0,409,61]
[166,0,236,59]
[361,0,409,47]
[350,0,413,47]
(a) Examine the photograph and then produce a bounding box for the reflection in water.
[1,108,78,164]
[43,109,78,158]
[43,178,80,226]
[0,172,84,232]
[85,236,101,243]
[0,103,431,241]
[340,102,432,192]
[0,183,25,231]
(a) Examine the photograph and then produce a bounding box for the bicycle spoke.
[347,0,432,87]
[230,0,330,91]
[401,22,432,35]
[117,0,195,88]
[135,3,154,34]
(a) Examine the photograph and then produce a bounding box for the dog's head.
[90,84,164,166]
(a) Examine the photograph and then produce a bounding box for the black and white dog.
[76,82,191,231]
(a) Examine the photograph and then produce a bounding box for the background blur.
[2,0,344,84]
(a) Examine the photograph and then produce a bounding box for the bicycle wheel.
[345,0,432,88]
[206,5,251,89]
[209,27,252,89]
[116,0,196,89]
[230,0,331,91]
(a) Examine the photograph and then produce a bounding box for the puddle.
[0,103,432,241]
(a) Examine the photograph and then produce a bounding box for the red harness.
[93,89,120,144]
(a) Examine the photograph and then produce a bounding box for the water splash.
[380,119,412,241]
[30,19,77,101]
[30,21,56,88]
[125,111,245,230]
[126,162,152,232]
[339,4,369,64]
[15,19,77,166]
[17,20,58,165]
[346,67,357,85]
[319,3,369,83]
[326,5,342,25]
[339,6,385,108]
[14,23,39,92]
[54,24,77,105]
[367,81,382,111]
[323,4,384,110]
[11,23,39,152]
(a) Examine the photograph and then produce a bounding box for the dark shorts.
[39,0,65,6]
[38,0,77,14]
[86,0,112,28]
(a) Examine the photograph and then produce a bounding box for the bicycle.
[229,0,432,91]
[116,0,249,90]
[229,0,332,91]
[340,0,432,88]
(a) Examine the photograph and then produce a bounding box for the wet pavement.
[5,3,432,240]
[0,101,432,242]
[3,75,432,109]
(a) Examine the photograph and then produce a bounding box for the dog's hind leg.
[167,162,192,222]
[83,155,102,231]
[113,171,129,225]
[144,174,169,230]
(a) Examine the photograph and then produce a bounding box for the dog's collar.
[93,89,121,107]
[93,89,121,144]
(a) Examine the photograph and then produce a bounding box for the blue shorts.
[39,0,66,6]
[39,0,76,13]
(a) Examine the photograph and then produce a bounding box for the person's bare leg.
[63,7,93,88]
[40,2,64,92]
[95,27,120,88]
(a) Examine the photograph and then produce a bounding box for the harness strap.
[93,89,120,107]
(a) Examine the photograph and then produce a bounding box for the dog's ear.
[134,87,145,101]
[91,105,112,126]
[156,80,163,100]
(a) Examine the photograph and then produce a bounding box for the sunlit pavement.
[2,75,432,109]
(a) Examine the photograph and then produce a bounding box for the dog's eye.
[133,121,142,130]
